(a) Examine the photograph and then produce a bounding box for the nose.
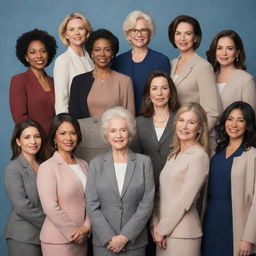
[231,120,238,127]
[36,51,42,58]
[30,137,36,144]
[157,88,162,95]
[222,48,227,56]
[65,133,72,140]
[181,33,185,40]
[182,121,188,129]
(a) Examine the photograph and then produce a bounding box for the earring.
[54,142,57,149]
[236,55,239,62]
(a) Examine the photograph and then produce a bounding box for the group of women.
[5,9,256,256]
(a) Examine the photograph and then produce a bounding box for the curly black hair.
[215,101,256,152]
[16,28,57,67]
[85,28,119,57]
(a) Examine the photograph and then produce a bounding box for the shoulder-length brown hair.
[168,102,209,159]
[140,70,180,117]
[206,30,246,72]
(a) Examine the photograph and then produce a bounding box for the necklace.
[153,116,169,124]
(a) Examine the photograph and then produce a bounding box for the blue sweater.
[112,48,170,114]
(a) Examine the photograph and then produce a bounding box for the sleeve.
[9,75,28,123]
[86,159,116,245]
[242,77,256,111]
[53,56,70,114]
[158,55,171,75]
[37,162,78,241]
[120,157,155,243]
[68,76,83,119]
[197,63,221,131]
[4,164,45,229]
[242,157,256,243]
[121,76,135,116]
[157,152,209,236]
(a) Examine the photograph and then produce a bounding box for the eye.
[226,117,233,121]
[238,118,245,123]
[35,134,41,139]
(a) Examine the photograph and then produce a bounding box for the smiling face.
[106,117,130,151]
[225,108,246,142]
[174,22,196,53]
[128,18,150,49]
[54,121,78,154]
[25,40,48,71]
[176,110,201,144]
[149,76,170,108]
[91,38,113,68]
[216,36,238,68]
[16,126,42,158]
[65,18,88,48]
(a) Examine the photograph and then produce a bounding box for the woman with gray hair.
[86,106,155,255]
[112,10,170,114]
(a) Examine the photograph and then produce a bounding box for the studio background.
[0,0,255,254]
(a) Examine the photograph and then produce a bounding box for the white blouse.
[69,164,87,192]
[114,162,127,195]
[155,127,165,141]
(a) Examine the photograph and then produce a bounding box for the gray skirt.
[75,117,110,162]
[7,238,42,256]
[93,245,145,256]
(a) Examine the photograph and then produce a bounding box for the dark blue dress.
[201,146,255,256]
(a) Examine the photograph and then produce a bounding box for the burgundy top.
[9,69,55,134]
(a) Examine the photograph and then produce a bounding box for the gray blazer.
[4,154,45,244]
[130,114,174,190]
[86,149,155,249]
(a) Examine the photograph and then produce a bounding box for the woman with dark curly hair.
[4,120,46,256]
[68,28,135,162]
[202,101,256,256]
[10,29,57,134]
[206,30,256,111]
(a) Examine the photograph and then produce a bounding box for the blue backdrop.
[1,0,256,254]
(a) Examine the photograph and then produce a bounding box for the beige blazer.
[171,53,221,131]
[152,144,209,238]
[230,147,256,255]
[37,151,90,244]
[54,47,94,114]
[218,69,256,111]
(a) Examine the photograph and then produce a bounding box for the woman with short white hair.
[86,106,155,256]
[112,10,170,114]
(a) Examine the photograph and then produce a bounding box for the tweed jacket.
[37,151,90,244]
[86,149,155,249]
[171,53,221,131]
[4,154,45,244]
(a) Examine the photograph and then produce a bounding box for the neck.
[112,147,129,163]
[30,67,45,79]
[57,150,74,164]
[179,49,196,60]
[228,137,243,149]
[180,140,197,153]
[70,44,84,57]
[154,105,170,117]
[219,64,236,74]
[21,151,38,166]
[132,46,148,54]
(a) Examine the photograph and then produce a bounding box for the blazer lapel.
[53,152,85,198]
[172,54,198,87]
[158,112,175,145]
[146,118,159,148]
[120,150,136,199]
[104,151,120,197]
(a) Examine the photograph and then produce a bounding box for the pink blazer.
[37,151,90,244]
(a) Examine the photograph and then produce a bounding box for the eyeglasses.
[129,28,150,36]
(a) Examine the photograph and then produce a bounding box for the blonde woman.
[152,102,209,256]
[54,13,94,114]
